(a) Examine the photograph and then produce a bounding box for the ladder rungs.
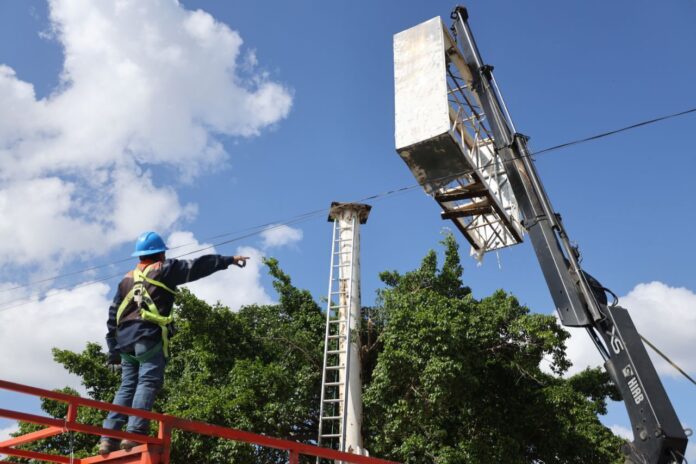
[320,433,342,438]
[326,349,346,354]
[323,398,342,403]
[325,365,343,370]
[328,319,348,324]
[324,381,344,386]
[327,334,345,340]
[321,416,342,421]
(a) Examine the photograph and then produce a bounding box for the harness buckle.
[133,287,143,307]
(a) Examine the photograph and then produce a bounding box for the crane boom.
[394,6,688,463]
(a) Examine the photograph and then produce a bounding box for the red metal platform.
[0,379,399,464]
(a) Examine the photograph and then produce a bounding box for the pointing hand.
[233,256,250,268]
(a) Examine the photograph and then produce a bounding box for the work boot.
[98,440,119,456]
[120,439,139,451]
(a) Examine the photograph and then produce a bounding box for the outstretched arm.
[163,254,250,287]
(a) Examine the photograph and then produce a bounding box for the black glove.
[107,352,122,374]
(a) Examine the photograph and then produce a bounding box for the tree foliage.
[362,235,624,463]
[8,258,325,463]
[8,240,624,463]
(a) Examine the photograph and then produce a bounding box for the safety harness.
[115,263,177,363]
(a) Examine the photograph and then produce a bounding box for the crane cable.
[640,334,696,388]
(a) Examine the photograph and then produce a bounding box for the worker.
[99,231,249,455]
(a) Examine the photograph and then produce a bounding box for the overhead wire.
[0,189,423,299]
[0,105,693,388]
[532,106,696,156]
[0,184,424,313]
[2,104,694,299]
[0,209,328,295]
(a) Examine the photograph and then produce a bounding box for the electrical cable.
[0,222,326,312]
[2,105,694,298]
[0,105,694,319]
[532,107,696,156]
[0,190,421,298]
[0,210,329,295]
[0,184,423,313]
[0,111,692,390]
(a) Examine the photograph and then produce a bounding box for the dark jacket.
[106,254,235,355]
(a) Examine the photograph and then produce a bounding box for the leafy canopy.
[363,234,624,463]
[8,239,624,463]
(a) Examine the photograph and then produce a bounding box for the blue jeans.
[101,338,165,443]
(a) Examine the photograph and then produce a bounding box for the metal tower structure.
[317,202,371,459]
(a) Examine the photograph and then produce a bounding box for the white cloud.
[167,231,273,310]
[0,229,277,390]
[544,281,696,378]
[0,421,18,442]
[0,421,19,458]
[0,282,111,390]
[610,424,633,440]
[552,325,606,377]
[261,224,303,248]
[0,0,292,266]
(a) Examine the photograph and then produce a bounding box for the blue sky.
[0,0,694,458]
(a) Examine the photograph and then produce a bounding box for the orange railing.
[0,379,399,464]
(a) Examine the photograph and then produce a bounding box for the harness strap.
[135,267,176,295]
[115,286,136,325]
[120,340,164,365]
[115,263,178,357]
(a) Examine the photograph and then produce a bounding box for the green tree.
[8,244,624,463]
[362,234,624,463]
[7,258,325,463]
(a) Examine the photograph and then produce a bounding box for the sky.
[0,0,694,459]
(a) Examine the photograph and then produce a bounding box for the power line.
[0,108,693,386]
[0,217,320,313]
[0,187,421,299]
[0,184,423,313]
[0,210,327,296]
[532,106,696,156]
[0,104,694,308]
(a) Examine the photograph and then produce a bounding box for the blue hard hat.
[132,231,168,257]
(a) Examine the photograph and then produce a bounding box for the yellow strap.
[116,287,136,325]
[115,264,177,357]
[140,300,173,358]
[139,264,178,295]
